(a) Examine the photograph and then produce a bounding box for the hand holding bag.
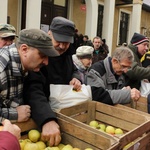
[49,84,92,112]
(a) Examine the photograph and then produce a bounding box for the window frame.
[117,9,131,46]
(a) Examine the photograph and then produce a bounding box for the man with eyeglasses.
[86,46,140,105]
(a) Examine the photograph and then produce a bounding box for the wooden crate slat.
[59,101,88,116]
[95,111,137,131]
[15,118,37,132]
[95,102,147,124]
[57,116,116,150]
[61,132,101,150]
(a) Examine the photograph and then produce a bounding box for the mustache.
[55,47,64,51]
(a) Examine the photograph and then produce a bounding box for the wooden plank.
[87,101,96,124]
[15,119,38,132]
[95,112,137,131]
[124,97,148,113]
[59,101,88,116]
[61,132,100,150]
[57,115,118,150]
[115,104,150,119]
[96,102,147,124]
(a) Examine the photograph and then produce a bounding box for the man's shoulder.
[0,47,10,73]
[91,61,105,74]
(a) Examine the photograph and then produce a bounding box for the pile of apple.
[19,129,94,150]
[89,120,124,136]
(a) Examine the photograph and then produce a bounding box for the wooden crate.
[124,96,148,113]
[58,101,150,150]
[15,118,119,150]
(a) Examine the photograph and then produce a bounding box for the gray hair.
[112,46,134,63]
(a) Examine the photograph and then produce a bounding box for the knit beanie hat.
[130,32,149,45]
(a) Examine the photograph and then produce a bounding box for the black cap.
[50,16,75,43]
[18,29,59,57]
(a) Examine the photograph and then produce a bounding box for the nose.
[59,43,66,49]
[43,57,48,65]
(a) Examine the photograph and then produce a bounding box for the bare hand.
[16,105,31,122]
[2,119,21,140]
[41,121,61,146]
[130,88,141,101]
[69,78,81,91]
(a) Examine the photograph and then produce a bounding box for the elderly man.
[0,28,58,123]
[86,46,141,105]
[0,24,17,48]
[23,16,81,146]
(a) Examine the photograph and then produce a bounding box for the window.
[97,5,104,37]
[118,11,130,45]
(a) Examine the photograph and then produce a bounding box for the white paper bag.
[49,84,92,112]
[140,80,150,97]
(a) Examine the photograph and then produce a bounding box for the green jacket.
[125,44,150,89]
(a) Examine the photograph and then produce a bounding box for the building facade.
[0,0,150,54]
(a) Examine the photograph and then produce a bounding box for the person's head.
[76,46,94,68]
[130,32,149,56]
[93,36,102,50]
[48,16,75,55]
[0,24,16,48]
[83,35,89,42]
[111,46,134,75]
[17,28,59,72]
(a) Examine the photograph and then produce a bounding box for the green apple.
[36,141,46,149]
[44,147,60,150]
[98,124,106,131]
[89,120,99,128]
[115,128,124,135]
[24,142,39,150]
[28,129,41,143]
[62,144,73,150]
[58,143,65,150]
[105,126,115,134]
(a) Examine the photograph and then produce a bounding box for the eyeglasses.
[117,60,132,71]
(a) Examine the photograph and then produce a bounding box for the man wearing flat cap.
[0,28,58,124]
[0,23,17,48]
[24,16,81,146]
[124,32,150,90]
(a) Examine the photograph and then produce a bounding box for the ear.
[112,58,118,64]
[19,44,29,56]
[48,30,52,37]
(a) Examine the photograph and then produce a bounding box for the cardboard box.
[58,101,150,150]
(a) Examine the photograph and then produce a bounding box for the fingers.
[70,78,81,91]
[48,134,61,146]
[131,88,141,101]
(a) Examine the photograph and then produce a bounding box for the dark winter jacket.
[86,57,131,105]
[125,44,150,89]
[23,51,77,128]
[92,46,108,64]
